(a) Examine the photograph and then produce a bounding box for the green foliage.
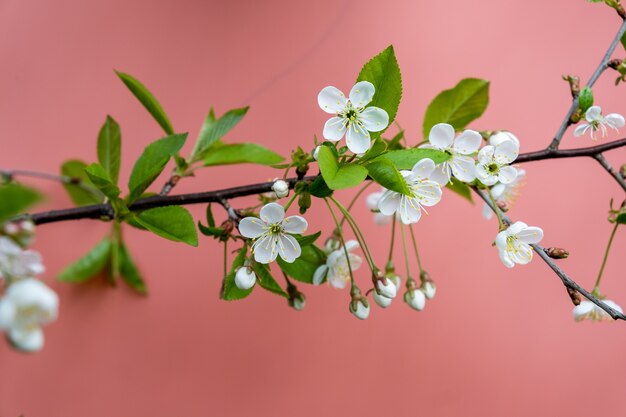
[365,158,411,195]
[97,116,122,184]
[84,163,121,201]
[293,232,321,247]
[133,206,198,246]
[222,246,253,300]
[254,264,288,298]
[0,184,42,223]
[61,160,104,206]
[578,87,594,112]
[358,138,388,162]
[190,107,249,162]
[308,176,334,198]
[127,133,187,203]
[616,212,626,224]
[277,245,326,284]
[357,45,402,135]
[317,146,368,190]
[374,148,449,170]
[446,178,474,203]
[119,243,147,294]
[116,71,174,135]
[423,78,490,137]
[201,142,283,167]
[57,238,111,282]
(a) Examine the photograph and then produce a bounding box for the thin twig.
[593,153,626,192]
[0,168,100,195]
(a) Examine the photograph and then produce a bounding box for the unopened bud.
[324,237,340,253]
[298,192,311,215]
[620,164,626,179]
[350,298,370,320]
[567,287,581,306]
[234,267,256,290]
[271,179,289,198]
[404,288,426,311]
[289,292,306,311]
[373,290,392,308]
[545,247,569,259]
[375,276,397,299]
[420,280,436,300]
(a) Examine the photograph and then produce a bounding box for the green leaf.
[97,116,122,184]
[119,244,147,294]
[365,158,411,195]
[58,238,111,282]
[423,78,490,138]
[127,133,187,204]
[375,148,449,170]
[223,246,253,300]
[308,176,334,198]
[84,163,121,201]
[317,146,368,190]
[0,184,42,223]
[358,138,387,162]
[357,45,402,134]
[385,130,405,150]
[294,231,321,247]
[578,87,594,112]
[621,32,626,50]
[202,142,283,167]
[206,203,216,228]
[254,264,288,298]
[277,245,326,284]
[190,107,249,162]
[616,212,626,224]
[133,205,198,246]
[60,160,104,206]
[115,71,174,135]
[446,178,473,203]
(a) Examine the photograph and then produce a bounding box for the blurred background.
[1,0,625,416]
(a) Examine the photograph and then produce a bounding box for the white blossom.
[475,139,519,186]
[318,81,389,154]
[313,240,362,289]
[377,158,442,224]
[365,190,396,225]
[404,289,426,311]
[573,299,623,322]
[271,179,289,198]
[574,106,625,140]
[234,267,256,290]
[0,237,45,280]
[350,299,370,320]
[482,168,526,220]
[489,131,520,148]
[495,221,544,268]
[420,123,481,184]
[238,203,308,264]
[0,278,58,352]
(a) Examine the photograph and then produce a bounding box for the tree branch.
[515,137,626,163]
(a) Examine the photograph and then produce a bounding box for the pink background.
[1,0,625,416]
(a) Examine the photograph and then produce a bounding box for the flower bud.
[388,275,401,292]
[234,267,256,290]
[373,290,392,308]
[271,179,289,198]
[375,277,397,299]
[545,247,570,259]
[350,298,370,320]
[567,287,581,306]
[312,146,321,161]
[324,237,340,253]
[289,293,306,311]
[420,280,436,300]
[404,289,426,311]
[620,164,626,179]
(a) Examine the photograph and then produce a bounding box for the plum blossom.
[482,168,526,220]
[238,203,308,264]
[573,299,623,322]
[0,237,45,280]
[495,221,544,268]
[313,240,362,289]
[318,81,389,154]
[574,106,624,140]
[475,139,519,186]
[420,123,481,184]
[377,158,443,225]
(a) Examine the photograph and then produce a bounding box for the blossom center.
[487,163,500,174]
[268,223,283,235]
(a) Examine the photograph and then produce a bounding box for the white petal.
[277,234,301,263]
[282,216,308,234]
[360,107,389,132]
[344,240,359,252]
[498,248,515,268]
[352,300,370,320]
[0,299,16,329]
[573,301,595,321]
[327,269,348,289]
[453,130,482,154]
[490,183,506,199]
[482,202,494,220]
[405,289,426,311]
[0,237,22,255]
[235,268,256,290]
[373,291,392,308]
[260,202,285,224]
[374,213,392,225]
[449,155,477,182]
[238,217,266,239]
[318,86,347,114]
[376,279,397,299]
[253,235,278,264]
[411,158,436,180]
[349,81,375,108]
[476,165,498,186]
[494,140,519,164]
[603,300,623,314]
[573,123,590,137]
[585,105,602,122]
[414,182,442,207]
[498,166,518,184]
[312,265,328,285]
[399,197,422,224]
[517,226,544,244]
[378,190,401,215]
[495,230,509,251]
[6,279,58,319]
[428,123,455,150]
[323,117,347,142]
[366,191,384,210]
[605,113,625,129]
[477,146,495,164]
[429,163,451,185]
[345,123,371,154]
[509,241,533,265]
[9,326,44,352]
[489,131,519,148]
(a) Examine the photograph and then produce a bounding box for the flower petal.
[482,202,494,220]
[277,234,301,263]
[312,265,328,286]
[238,217,266,239]
[517,226,544,244]
[489,131,520,148]
[573,123,590,137]
[9,326,44,352]
[374,213,393,225]
[509,241,533,265]
[476,165,497,186]
[498,248,515,268]
[428,162,451,185]
[323,117,347,142]
[360,107,389,132]
[366,191,384,210]
[318,86,347,114]
[282,216,308,234]
[253,235,278,264]
[260,202,285,224]
[399,197,422,224]
[453,130,482,155]
[490,183,506,199]
[494,140,519,164]
[477,145,495,164]
[414,181,442,207]
[450,155,477,182]
[585,105,602,122]
[378,190,401,215]
[498,166,518,184]
[348,81,375,108]
[428,123,455,150]
[411,158,436,180]
[344,240,359,252]
[605,113,625,129]
[345,123,371,154]
[573,301,595,321]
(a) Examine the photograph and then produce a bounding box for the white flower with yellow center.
[574,106,625,140]
[377,158,443,225]
[238,203,308,264]
[0,237,45,280]
[0,278,58,352]
[420,123,481,184]
[318,81,389,154]
[312,240,362,289]
[573,299,623,322]
[475,139,519,186]
[482,168,526,220]
[495,221,544,268]
[365,189,397,225]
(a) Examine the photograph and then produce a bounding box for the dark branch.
[515,137,626,163]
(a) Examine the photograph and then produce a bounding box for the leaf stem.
[387,218,396,263]
[330,196,376,272]
[400,224,411,278]
[408,225,423,273]
[339,181,373,227]
[593,222,620,294]
[488,189,506,231]
[324,198,355,289]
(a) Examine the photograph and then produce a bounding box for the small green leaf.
[423,78,490,138]
[357,45,402,135]
[206,203,216,227]
[127,133,187,204]
[385,130,405,150]
[133,206,198,246]
[621,32,626,50]
[115,71,174,135]
[58,238,111,282]
[578,87,594,113]
[119,244,147,295]
[190,107,249,162]
[317,146,368,190]
[616,212,626,224]
[202,142,283,167]
[60,160,104,206]
[365,158,411,195]
[375,148,449,170]
[0,184,42,223]
[97,116,122,184]
[223,247,253,300]
[84,163,121,201]
[358,138,387,162]
[277,245,326,284]
[446,178,473,203]
[308,176,334,198]
[294,231,321,247]
[254,264,288,298]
